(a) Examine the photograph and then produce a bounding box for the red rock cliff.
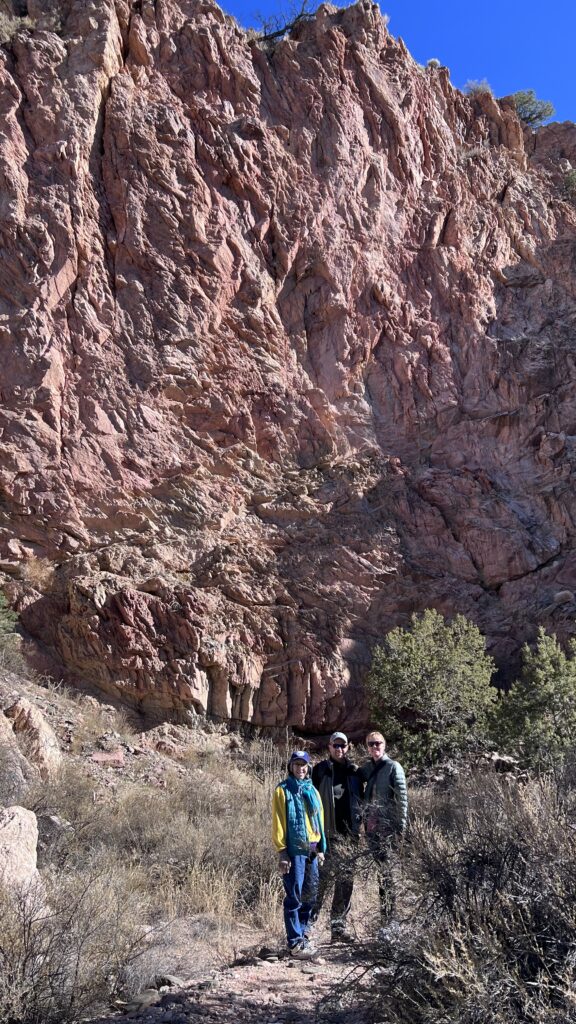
[1,0,576,729]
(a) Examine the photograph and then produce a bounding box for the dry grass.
[20,556,55,593]
[457,145,488,166]
[69,695,137,752]
[16,730,287,1016]
[0,11,32,43]
[0,8,63,44]
[5,733,289,1019]
[8,654,576,1024]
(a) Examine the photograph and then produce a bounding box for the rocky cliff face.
[1,0,576,730]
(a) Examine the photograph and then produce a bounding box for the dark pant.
[313,835,356,929]
[367,833,395,924]
[282,853,319,948]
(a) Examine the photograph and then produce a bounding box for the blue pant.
[283,854,319,948]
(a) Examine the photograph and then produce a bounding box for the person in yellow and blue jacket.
[272,750,326,959]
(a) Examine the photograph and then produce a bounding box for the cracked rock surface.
[1,0,576,727]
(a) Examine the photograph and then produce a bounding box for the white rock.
[0,805,40,891]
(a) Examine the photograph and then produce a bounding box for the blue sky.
[221,0,575,124]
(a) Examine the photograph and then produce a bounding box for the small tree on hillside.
[510,89,555,128]
[490,628,576,769]
[254,0,315,40]
[365,609,496,765]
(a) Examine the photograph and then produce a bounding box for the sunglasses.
[368,741,383,747]
[331,743,347,749]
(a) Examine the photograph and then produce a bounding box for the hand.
[278,853,291,875]
[316,852,325,867]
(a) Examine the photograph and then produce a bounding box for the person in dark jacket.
[311,731,362,942]
[359,730,408,936]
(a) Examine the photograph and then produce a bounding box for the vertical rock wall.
[1,0,576,728]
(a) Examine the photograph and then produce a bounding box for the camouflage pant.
[367,832,396,923]
[313,835,357,928]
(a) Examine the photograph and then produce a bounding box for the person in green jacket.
[359,730,408,936]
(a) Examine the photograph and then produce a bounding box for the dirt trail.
[88,939,375,1024]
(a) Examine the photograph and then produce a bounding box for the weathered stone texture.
[1,0,576,729]
[4,697,62,779]
[0,710,34,803]
[0,805,40,892]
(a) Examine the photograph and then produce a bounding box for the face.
[291,759,309,779]
[367,736,385,761]
[329,739,348,761]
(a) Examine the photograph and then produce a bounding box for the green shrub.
[490,627,576,769]
[365,609,496,765]
[0,592,18,635]
[565,168,576,203]
[0,593,23,669]
[510,89,555,127]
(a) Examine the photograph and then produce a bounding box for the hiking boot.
[331,926,355,944]
[289,940,317,960]
[301,937,318,954]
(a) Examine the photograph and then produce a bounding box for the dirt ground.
[88,933,383,1024]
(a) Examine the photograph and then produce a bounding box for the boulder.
[0,711,35,804]
[4,698,62,780]
[0,805,40,892]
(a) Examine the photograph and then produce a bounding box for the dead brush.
[25,760,98,817]
[0,691,312,1022]
[341,772,576,1024]
[0,865,153,1024]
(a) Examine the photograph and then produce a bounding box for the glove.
[278,852,291,875]
[316,852,325,867]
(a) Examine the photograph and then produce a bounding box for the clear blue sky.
[221,0,575,124]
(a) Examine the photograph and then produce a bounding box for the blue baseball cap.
[289,750,311,764]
